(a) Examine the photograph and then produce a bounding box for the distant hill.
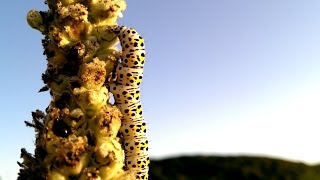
[149,156,320,180]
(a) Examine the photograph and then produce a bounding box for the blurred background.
[1,0,320,179]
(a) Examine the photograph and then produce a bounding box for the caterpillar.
[109,26,149,180]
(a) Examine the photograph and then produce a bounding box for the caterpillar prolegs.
[109,26,149,179]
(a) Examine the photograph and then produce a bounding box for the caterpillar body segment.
[109,25,149,179]
[110,84,141,105]
[120,117,146,138]
[124,137,149,156]
[123,136,149,178]
[115,64,144,86]
[111,26,146,68]
[118,102,143,121]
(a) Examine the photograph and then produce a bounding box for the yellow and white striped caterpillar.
[109,26,149,180]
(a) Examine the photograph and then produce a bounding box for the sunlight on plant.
[19,0,149,179]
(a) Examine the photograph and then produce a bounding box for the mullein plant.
[19,0,149,179]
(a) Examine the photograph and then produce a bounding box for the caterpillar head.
[110,25,127,35]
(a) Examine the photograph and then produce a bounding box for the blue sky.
[2,0,320,179]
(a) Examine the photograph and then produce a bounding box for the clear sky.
[2,0,320,179]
